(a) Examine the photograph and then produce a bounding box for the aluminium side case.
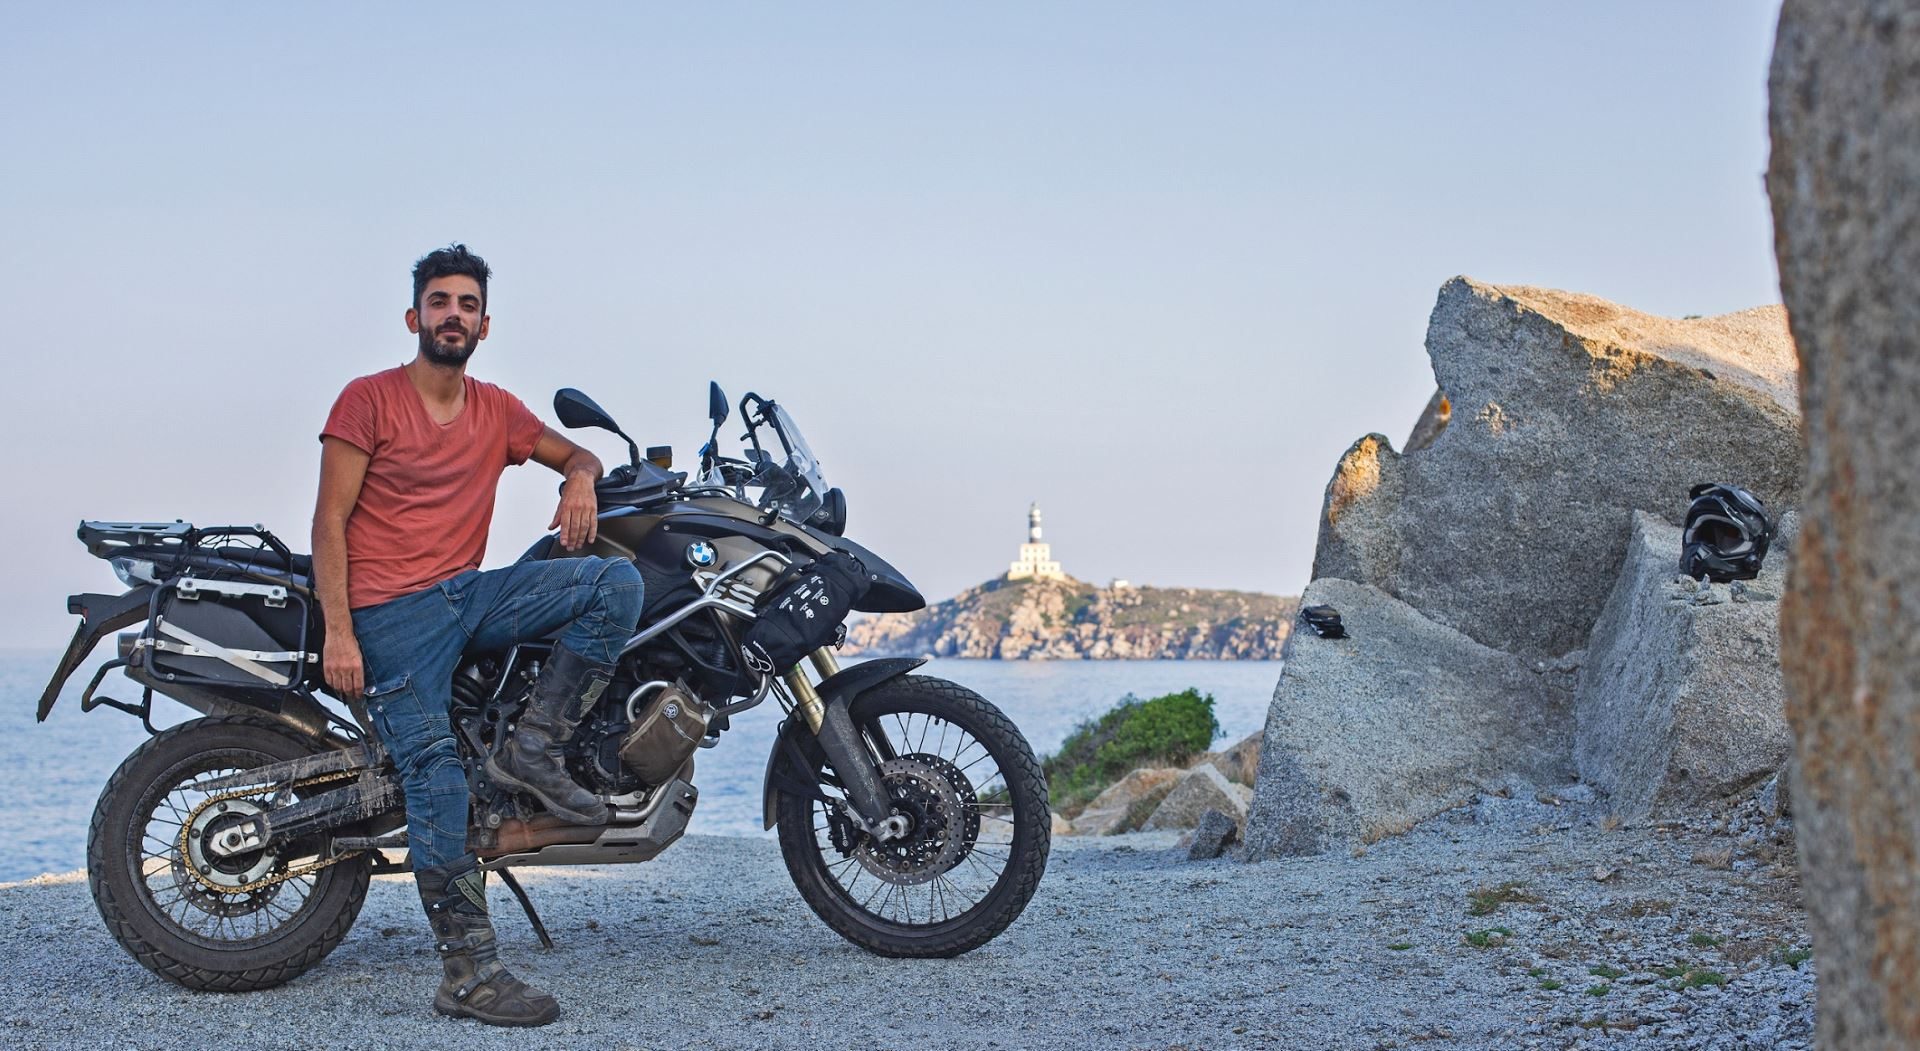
[138,573,317,692]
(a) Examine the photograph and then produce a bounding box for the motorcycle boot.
[415,855,561,1027]
[485,644,613,825]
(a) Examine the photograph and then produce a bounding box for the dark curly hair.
[411,243,491,311]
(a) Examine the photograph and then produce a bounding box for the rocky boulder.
[1142,765,1252,832]
[1194,732,1262,787]
[1242,577,1576,859]
[1575,511,1797,819]
[1068,767,1183,836]
[1770,2,1920,1044]
[1186,809,1240,861]
[1313,277,1800,659]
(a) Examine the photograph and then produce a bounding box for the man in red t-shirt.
[313,244,642,1027]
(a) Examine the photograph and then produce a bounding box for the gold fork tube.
[785,667,828,732]
[808,647,842,680]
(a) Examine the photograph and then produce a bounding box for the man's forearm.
[311,518,353,634]
[564,448,603,483]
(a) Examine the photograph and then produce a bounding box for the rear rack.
[77,520,194,559]
[79,521,301,576]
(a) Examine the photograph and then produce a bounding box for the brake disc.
[855,755,978,887]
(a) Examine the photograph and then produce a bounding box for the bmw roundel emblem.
[686,541,717,569]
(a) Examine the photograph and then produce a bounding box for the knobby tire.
[87,715,371,991]
[775,675,1050,958]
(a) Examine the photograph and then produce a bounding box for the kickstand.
[495,868,555,950]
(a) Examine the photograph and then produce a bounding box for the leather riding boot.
[484,645,613,825]
[415,855,561,1027]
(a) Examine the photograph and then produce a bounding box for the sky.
[1,3,1786,647]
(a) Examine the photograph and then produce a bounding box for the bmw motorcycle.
[37,383,1050,990]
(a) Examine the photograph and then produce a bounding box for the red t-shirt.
[320,366,545,609]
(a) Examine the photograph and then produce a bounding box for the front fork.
[782,647,909,842]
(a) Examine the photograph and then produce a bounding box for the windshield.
[767,401,828,525]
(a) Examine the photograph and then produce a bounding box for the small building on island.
[1007,502,1066,581]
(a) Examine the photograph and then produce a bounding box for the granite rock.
[1242,577,1576,859]
[1195,731,1262,787]
[1185,809,1240,861]
[1575,511,1797,819]
[1143,765,1252,831]
[1070,767,1183,836]
[1312,277,1800,659]
[1770,3,1920,1044]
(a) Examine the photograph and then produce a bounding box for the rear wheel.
[87,716,372,991]
[775,675,1050,957]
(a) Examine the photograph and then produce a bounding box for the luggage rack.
[87,522,320,696]
[80,521,306,581]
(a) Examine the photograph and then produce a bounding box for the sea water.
[0,649,1280,882]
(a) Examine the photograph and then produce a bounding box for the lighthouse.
[1007,503,1066,581]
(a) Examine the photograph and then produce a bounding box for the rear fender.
[759,657,927,829]
[38,588,155,721]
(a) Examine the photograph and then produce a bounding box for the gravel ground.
[0,787,1811,1051]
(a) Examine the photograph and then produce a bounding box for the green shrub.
[1043,689,1220,812]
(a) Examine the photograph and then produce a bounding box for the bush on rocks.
[1044,688,1220,813]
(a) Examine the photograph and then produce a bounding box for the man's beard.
[419,324,478,367]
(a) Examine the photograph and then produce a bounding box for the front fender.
[759,656,927,829]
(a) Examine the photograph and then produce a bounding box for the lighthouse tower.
[1007,503,1065,581]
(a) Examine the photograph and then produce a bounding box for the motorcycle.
[37,382,1051,990]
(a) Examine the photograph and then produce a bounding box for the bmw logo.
[685,541,717,569]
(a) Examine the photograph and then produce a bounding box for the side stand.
[494,868,554,950]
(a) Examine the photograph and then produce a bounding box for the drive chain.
[175,770,365,896]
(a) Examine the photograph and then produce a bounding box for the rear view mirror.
[708,381,730,426]
[554,388,621,433]
[554,388,641,468]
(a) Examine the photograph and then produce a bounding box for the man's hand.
[531,426,605,550]
[324,627,365,699]
[551,471,600,550]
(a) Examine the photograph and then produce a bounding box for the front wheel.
[87,716,372,991]
[775,675,1050,957]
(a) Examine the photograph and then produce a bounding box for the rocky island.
[844,503,1298,659]
[843,575,1298,660]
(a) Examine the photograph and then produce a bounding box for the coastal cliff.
[842,575,1297,660]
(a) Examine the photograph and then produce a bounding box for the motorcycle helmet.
[1680,482,1773,582]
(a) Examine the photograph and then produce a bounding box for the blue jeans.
[350,556,644,872]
